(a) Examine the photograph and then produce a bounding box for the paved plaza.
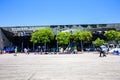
[0,52,120,80]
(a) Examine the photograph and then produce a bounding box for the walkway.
[0,53,120,80]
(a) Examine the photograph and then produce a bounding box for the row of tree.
[30,27,120,52]
[93,30,120,47]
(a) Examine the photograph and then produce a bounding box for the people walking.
[99,44,107,57]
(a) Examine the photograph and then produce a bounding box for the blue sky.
[0,0,120,26]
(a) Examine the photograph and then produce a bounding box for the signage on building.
[11,27,44,32]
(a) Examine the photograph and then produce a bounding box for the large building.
[0,23,120,51]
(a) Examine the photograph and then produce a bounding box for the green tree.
[30,28,54,50]
[104,30,120,45]
[73,30,92,53]
[82,31,93,41]
[56,32,70,48]
[104,30,117,42]
[116,32,120,42]
[92,38,105,47]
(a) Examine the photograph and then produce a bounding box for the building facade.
[0,23,120,51]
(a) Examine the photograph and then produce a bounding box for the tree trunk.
[45,43,46,52]
[81,41,83,53]
[56,42,58,52]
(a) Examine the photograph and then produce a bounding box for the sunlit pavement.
[0,52,120,80]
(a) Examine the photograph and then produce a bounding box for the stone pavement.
[0,53,120,80]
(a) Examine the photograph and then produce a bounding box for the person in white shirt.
[99,44,107,57]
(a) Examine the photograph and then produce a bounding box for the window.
[59,25,65,29]
[81,25,88,28]
[50,25,58,28]
[99,24,107,27]
[90,25,97,28]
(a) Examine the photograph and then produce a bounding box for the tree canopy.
[72,30,83,42]
[92,38,104,46]
[30,28,54,44]
[72,30,92,42]
[56,32,70,46]
[116,32,120,42]
[81,31,93,41]
[104,30,120,42]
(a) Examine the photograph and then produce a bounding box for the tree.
[30,28,54,51]
[56,32,70,48]
[92,38,105,47]
[104,30,117,42]
[104,30,120,45]
[82,31,93,41]
[73,30,92,53]
[116,32,120,42]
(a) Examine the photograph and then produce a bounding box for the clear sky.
[0,0,120,26]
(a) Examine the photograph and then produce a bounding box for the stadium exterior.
[0,23,120,52]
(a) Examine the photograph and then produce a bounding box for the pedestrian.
[27,48,30,54]
[99,44,107,57]
[24,48,28,54]
[14,47,18,56]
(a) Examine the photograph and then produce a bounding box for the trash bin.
[114,50,119,55]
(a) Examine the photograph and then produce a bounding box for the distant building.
[0,23,120,51]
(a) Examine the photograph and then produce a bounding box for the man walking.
[99,44,107,57]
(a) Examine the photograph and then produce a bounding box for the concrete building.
[0,23,120,51]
